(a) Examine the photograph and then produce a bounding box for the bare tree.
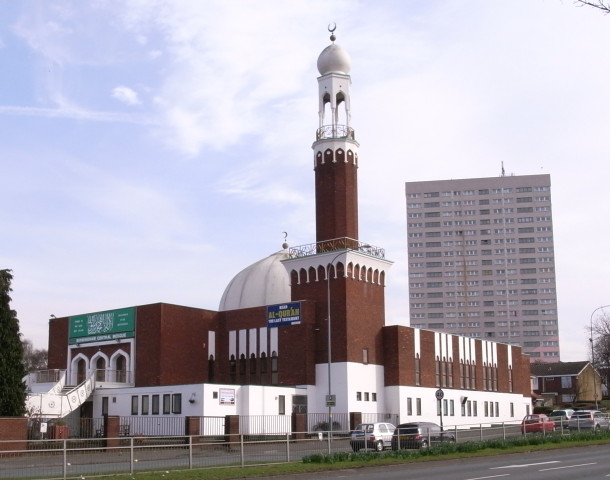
[22,339,48,371]
[589,310,610,392]
[575,0,610,13]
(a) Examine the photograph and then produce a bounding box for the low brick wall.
[0,417,28,451]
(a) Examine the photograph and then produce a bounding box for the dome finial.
[282,231,289,249]
[328,22,336,42]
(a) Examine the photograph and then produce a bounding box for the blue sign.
[267,302,301,327]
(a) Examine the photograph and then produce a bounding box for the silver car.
[568,410,610,431]
[349,422,396,451]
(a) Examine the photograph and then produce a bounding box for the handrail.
[288,237,385,260]
[316,124,355,141]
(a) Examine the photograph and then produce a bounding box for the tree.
[22,339,48,371]
[0,269,27,416]
[589,309,610,393]
[576,1,610,13]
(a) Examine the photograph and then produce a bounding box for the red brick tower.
[283,28,392,387]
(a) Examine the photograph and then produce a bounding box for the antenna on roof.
[501,161,506,177]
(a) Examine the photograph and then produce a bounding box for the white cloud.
[111,85,141,106]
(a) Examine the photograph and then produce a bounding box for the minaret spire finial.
[328,23,336,42]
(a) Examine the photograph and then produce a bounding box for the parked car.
[521,414,555,434]
[548,409,574,427]
[391,422,455,450]
[349,422,396,451]
[568,410,610,431]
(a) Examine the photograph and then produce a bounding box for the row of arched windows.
[71,351,130,385]
[223,351,279,385]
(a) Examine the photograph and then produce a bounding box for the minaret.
[283,27,392,382]
[313,27,359,246]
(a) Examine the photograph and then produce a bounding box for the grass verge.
[119,431,610,480]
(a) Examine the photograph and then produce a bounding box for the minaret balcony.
[316,125,355,141]
[288,237,385,259]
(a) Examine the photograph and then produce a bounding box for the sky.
[1,0,609,362]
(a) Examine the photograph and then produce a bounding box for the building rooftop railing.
[315,124,355,141]
[288,237,385,260]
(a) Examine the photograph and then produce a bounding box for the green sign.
[69,307,135,344]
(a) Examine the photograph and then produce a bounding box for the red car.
[521,414,556,434]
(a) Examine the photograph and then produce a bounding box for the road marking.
[465,475,510,480]
[539,462,597,471]
[491,461,559,469]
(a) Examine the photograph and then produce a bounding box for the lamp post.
[326,250,345,437]
[589,304,610,409]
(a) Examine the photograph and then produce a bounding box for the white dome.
[219,249,291,311]
[317,43,352,75]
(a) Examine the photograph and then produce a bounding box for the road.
[261,444,610,480]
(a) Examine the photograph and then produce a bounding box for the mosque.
[31,29,532,434]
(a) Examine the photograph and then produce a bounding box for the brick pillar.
[292,413,307,440]
[104,415,121,447]
[349,412,362,430]
[185,416,201,444]
[224,415,240,447]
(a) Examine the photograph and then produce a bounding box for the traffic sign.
[435,389,444,400]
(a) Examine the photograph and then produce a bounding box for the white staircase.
[25,370,96,418]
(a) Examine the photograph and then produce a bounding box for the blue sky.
[2,1,609,362]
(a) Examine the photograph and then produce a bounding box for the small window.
[278,395,285,415]
[172,393,182,414]
[152,395,159,415]
[372,393,377,402]
[141,395,149,415]
[213,391,218,399]
[131,395,139,415]
[163,394,171,414]
[362,348,369,365]
[356,391,362,401]
[364,392,370,401]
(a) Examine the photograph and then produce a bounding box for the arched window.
[250,353,257,374]
[95,357,106,382]
[229,354,236,380]
[77,358,87,384]
[239,354,246,375]
[208,355,215,383]
[271,351,278,385]
[116,355,127,383]
[260,352,268,374]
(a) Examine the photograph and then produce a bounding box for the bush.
[301,429,610,464]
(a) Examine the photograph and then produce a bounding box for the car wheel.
[420,439,429,449]
[375,440,384,452]
[595,424,601,431]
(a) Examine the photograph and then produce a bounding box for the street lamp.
[326,250,346,437]
[589,304,610,409]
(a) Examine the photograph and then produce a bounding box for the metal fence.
[4,419,598,480]
[28,413,400,440]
